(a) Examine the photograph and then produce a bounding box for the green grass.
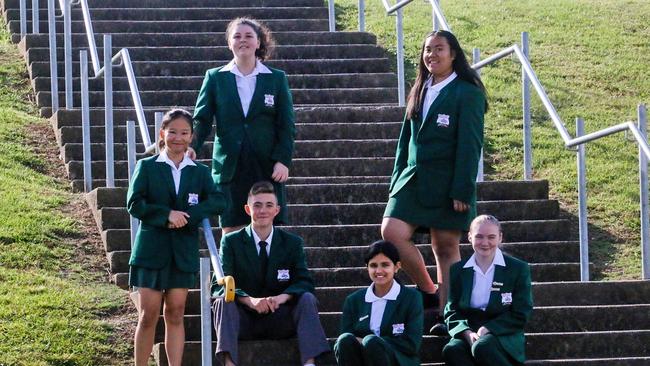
[0,28,130,365]
[336,0,650,279]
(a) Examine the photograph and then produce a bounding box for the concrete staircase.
[3,0,650,364]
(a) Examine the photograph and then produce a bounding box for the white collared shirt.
[464,248,506,310]
[422,71,457,121]
[155,150,196,194]
[219,59,272,117]
[252,226,274,256]
[364,280,401,336]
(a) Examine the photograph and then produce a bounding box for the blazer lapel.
[460,266,474,309]
[380,295,398,335]
[155,160,177,201]
[418,79,457,135]
[266,227,283,282]
[176,164,194,208]
[486,265,506,312]
[358,301,372,333]
[221,72,245,118]
[246,73,272,120]
[243,226,263,282]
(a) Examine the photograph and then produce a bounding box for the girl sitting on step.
[334,240,424,366]
[443,214,533,366]
[188,17,295,236]
[127,108,225,366]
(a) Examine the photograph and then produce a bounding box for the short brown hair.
[248,181,276,198]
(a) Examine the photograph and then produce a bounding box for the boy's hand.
[271,162,289,183]
[167,210,189,228]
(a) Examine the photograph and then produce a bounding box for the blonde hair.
[469,214,502,234]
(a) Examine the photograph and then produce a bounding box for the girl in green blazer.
[127,109,225,366]
[382,30,488,335]
[335,240,423,366]
[443,215,533,366]
[189,17,295,234]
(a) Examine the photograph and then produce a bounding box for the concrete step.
[21,32,378,49]
[3,0,325,10]
[29,58,392,79]
[66,157,396,180]
[27,44,387,65]
[51,105,405,127]
[87,180,549,209]
[34,73,397,93]
[151,330,650,365]
[102,220,572,258]
[37,87,398,108]
[8,7,330,22]
[106,240,578,275]
[94,198,560,231]
[10,19,329,34]
[157,303,649,343]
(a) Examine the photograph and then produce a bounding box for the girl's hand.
[271,162,289,183]
[168,210,190,228]
[463,330,480,345]
[453,199,469,212]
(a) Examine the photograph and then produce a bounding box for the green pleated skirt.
[384,175,476,232]
[129,260,196,291]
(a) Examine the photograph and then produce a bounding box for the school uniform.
[384,73,486,231]
[192,60,295,227]
[127,152,226,290]
[443,249,533,366]
[211,225,329,365]
[334,281,423,366]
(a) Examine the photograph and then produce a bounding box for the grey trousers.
[212,292,330,365]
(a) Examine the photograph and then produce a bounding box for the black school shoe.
[429,314,449,336]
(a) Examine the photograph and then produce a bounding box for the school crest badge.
[264,94,275,107]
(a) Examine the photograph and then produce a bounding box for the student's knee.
[361,334,386,352]
[442,338,467,362]
[164,303,186,325]
[138,307,160,328]
[472,334,499,360]
[336,333,358,349]
[297,292,317,307]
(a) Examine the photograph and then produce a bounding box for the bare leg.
[381,217,436,293]
[223,353,236,366]
[163,288,189,366]
[430,228,462,313]
[134,288,163,366]
[222,225,246,235]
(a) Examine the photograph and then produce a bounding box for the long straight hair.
[405,30,488,120]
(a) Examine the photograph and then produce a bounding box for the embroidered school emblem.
[436,113,450,127]
[277,269,290,281]
[501,292,513,305]
[392,323,405,335]
[264,94,275,107]
[187,193,199,206]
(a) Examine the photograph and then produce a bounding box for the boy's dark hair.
[248,181,276,198]
[364,240,401,265]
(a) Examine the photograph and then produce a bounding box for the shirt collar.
[425,71,457,93]
[365,280,401,302]
[155,150,196,169]
[464,248,506,271]
[219,59,272,76]
[251,225,274,246]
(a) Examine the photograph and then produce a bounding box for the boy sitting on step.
[212,181,330,366]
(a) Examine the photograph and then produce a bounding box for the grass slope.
[0,28,130,365]
[336,0,649,279]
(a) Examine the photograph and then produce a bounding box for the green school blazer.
[127,155,226,272]
[389,78,485,207]
[444,254,533,363]
[338,285,423,366]
[192,66,295,183]
[211,226,314,298]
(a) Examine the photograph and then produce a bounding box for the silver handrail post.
[358,0,365,32]
[576,117,589,281]
[63,0,73,109]
[639,104,649,279]
[127,119,138,247]
[428,0,450,31]
[200,257,213,366]
[104,35,115,187]
[328,0,335,32]
[19,0,27,38]
[121,49,152,149]
[80,50,92,192]
[48,0,59,113]
[432,0,439,31]
[396,7,405,106]
[522,32,532,180]
[154,112,163,154]
[31,0,39,33]
[473,47,484,182]
[80,0,100,73]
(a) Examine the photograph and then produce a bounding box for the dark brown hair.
[364,240,401,265]
[406,30,488,120]
[225,17,275,61]
[158,108,193,150]
[248,180,276,198]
